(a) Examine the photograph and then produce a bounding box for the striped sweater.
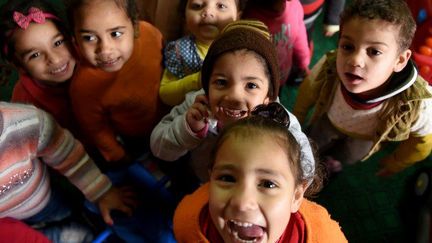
[0,102,111,219]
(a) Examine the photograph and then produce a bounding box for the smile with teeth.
[49,63,68,75]
[97,57,120,66]
[227,219,264,243]
[221,107,247,118]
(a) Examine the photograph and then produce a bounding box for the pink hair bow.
[13,7,47,30]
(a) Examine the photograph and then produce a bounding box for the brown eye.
[259,180,277,189]
[246,82,258,89]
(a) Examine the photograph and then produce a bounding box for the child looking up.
[0,0,79,137]
[243,0,311,85]
[160,0,246,106]
[173,103,347,242]
[67,0,167,164]
[0,102,135,242]
[151,20,315,185]
[293,0,432,176]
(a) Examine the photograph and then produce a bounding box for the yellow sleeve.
[293,55,327,125]
[159,69,201,106]
[293,75,320,125]
[381,134,432,173]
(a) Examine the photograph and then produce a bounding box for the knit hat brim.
[201,20,280,101]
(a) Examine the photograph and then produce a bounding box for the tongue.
[233,224,264,240]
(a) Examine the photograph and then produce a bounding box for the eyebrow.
[212,164,284,177]
[210,73,266,83]
[19,32,63,58]
[340,35,389,46]
[79,26,127,34]
[213,164,236,171]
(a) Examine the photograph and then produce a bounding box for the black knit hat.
[201,20,280,101]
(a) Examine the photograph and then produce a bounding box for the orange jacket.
[174,183,348,243]
[70,21,167,162]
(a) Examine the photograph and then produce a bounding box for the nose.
[223,84,243,103]
[96,38,113,56]
[347,51,365,68]
[201,6,215,18]
[229,183,258,212]
[47,50,61,65]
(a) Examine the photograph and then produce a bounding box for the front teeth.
[229,220,259,243]
[231,220,253,227]
[223,108,247,118]
[50,64,67,74]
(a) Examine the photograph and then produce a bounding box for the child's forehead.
[343,17,399,31]
[341,17,400,40]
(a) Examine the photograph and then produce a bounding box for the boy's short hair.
[340,0,416,51]
[201,19,280,101]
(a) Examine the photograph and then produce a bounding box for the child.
[243,0,311,85]
[151,20,315,185]
[301,0,345,39]
[0,0,80,138]
[293,0,432,175]
[67,0,168,164]
[0,102,135,242]
[173,104,347,242]
[160,0,246,106]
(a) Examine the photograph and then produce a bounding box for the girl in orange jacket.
[174,102,347,243]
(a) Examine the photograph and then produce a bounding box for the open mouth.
[49,63,68,75]
[345,72,364,83]
[221,107,248,119]
[97,57,120,67]
[227,219,265,243]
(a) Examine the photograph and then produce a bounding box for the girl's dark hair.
[0,0,72,85]
[66,0,139,36]
[178,0,249,20]
[210,102,324,197]
[340,0,416,52]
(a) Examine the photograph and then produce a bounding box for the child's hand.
[323,24,340,37]
[186,95,210,133]
[97,186,138,226]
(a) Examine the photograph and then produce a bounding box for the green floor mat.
[280,5,432,241]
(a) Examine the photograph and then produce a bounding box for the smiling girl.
[151,20,315,186]
[0,0,79,135]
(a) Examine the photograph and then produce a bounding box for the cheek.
[208,186,226,221]
[266,198,292,240]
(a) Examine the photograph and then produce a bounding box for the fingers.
[100,207,114,226]
[189,105,209,121]
[117,204,133,217]
[195,94,209,105]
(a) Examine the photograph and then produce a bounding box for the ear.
[393,49,412,73]
[290,183,306,213]
[236,11,242,20]
[263,96,270,105]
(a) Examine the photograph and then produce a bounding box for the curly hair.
[340,0,416,52]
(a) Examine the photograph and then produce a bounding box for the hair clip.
[13,7,58,30]
[252,102,290,127]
